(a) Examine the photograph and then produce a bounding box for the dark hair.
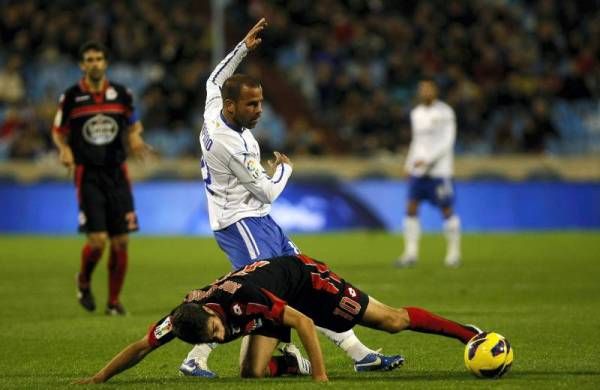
[170,303,212,344]
[419,77,437,86]
[78,41,109,61]
[222,74,261,102]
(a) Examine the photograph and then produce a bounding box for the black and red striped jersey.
[52,78,138,167]
[147,255,369,348]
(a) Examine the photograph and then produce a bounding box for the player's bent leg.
[361,299,478,344]
[106,234,129,315]
[76,232,108,312]
[240,335,280,378]
[180,343,218,378]
[359,297,410,333]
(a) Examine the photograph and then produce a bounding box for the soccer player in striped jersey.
[52,41,152,316]
[396,79,461,268]
[180,18,402,378]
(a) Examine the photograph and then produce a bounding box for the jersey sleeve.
[236,285,287,325]
[205,41,249,118]
[228,152,292,204]
[124,88,139,125]
[52,92,73,135]
[146,315,176,348]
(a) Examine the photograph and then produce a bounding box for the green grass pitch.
[1,231,600,389]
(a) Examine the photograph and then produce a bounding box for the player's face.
[204,312,227,343]
[418,81,437,104]
[233,85,263,129]
[80,50,107,82]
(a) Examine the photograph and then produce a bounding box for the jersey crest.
[82,114,119,145]
[245,157,262,179]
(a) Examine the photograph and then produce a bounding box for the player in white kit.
[179,18,403,378]
[395,79,461,268]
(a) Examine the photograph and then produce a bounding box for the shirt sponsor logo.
[82,114,118,145]
[154,317,173,339]
[75,95,90,102]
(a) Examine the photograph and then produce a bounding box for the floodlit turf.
[1,231,600,389]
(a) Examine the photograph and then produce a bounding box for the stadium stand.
[0,0,598,161]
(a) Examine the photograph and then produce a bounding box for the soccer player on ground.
[180,18,402,377]
[52,41,151,315]
[74,253,483,383]
[395,79,461,268]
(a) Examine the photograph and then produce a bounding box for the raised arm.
[73,335,154,384]
[205,18,267,114]
[282,305,327,382]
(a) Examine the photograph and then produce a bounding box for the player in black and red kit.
[52,42,151,316]
[75,253,485,383]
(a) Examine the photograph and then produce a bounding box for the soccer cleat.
[354,352,405,372]
[179,358,217,378]
[279,344,311,375]
[76,274,96,312]
[444,254,461,268]
[105,303,127,316]
[394,254,417,268]
[464,324,484,335]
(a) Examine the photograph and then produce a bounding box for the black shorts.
[307,281,370,333]
[75,164,139,236]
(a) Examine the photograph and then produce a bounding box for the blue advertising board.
[1,180,598,234]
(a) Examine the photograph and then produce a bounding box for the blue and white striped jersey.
[199,41,292,231]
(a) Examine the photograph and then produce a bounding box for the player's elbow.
[296,316,315,332]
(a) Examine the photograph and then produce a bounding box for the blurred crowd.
[0,0,598,161]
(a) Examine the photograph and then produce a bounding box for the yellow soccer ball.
[464,332,514,378]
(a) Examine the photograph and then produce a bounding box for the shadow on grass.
[77,370,600,385]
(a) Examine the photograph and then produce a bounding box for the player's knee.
[384,309,410,333]
[240,363,265,379]
[88,233,108,250]
[110,235,129,250]
[407,202,419,216]
[442,207,454,219]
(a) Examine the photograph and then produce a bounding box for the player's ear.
[223,99,236,114]
[203,306,216,316]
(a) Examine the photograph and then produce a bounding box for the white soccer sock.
[186,343,217,362]
[403,216,421,258]
[444,214,461,259]
[317,327,375,362]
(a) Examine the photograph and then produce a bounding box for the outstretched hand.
[72,376,102,384]
[244,18,267,50]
